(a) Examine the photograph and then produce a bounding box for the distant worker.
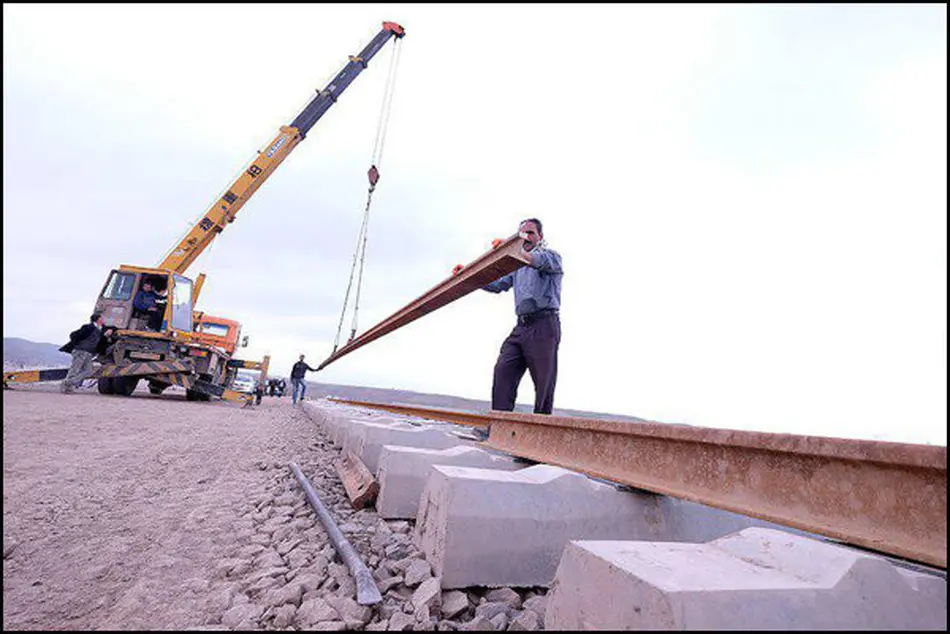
[133,280,163,331]
[59,312,115,394]
[481,218,563,429]
[290,355,318,405]
[277,378,286,398]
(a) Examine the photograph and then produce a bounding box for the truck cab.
[93,266,228,396]
[193,313,245,357]
[96,265,193,335]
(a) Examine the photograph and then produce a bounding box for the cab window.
[170,275,193,332]
[198,323,231,338]
[103,271,136,301]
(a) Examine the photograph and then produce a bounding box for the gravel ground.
[2,385,546,631]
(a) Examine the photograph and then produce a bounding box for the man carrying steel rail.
[480,218,564,431]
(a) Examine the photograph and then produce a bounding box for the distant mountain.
[3,336,650,424]
[303,381,651,424]
[3,337,71,371]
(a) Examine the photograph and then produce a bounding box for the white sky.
[3,4,946,445]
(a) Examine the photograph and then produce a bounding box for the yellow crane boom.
[160,21,405,274]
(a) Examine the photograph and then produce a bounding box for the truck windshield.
[170,275,193,332]
[103,271,136,301]
[199,323,231,338]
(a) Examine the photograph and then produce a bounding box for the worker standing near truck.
[481,218,563,427]
[290,355,318,405]
[59,313,114,394]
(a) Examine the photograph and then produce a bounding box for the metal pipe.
[290,461,382,605]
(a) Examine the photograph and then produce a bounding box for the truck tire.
[186,389,209,402]
[114,377,140,396]
[148,381,167,395]
[97,378,115,395]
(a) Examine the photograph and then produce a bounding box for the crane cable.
[331,39,403,355]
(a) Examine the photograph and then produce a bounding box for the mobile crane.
[3,21,407,402]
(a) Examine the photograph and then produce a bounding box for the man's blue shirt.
[133,289,159,313]
[483,247,563,316]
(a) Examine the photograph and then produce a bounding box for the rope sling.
[331,38,403,355]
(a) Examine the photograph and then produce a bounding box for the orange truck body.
[193,313,243,356]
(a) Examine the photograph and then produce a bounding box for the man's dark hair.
[90,312,102,323]
[521,217,543,237]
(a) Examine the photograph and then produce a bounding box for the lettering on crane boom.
[265,134,289,159]
[198,217,214,231]
[247,165,263,178]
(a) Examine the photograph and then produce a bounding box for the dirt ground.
[3,384,548,632]
[2,384,331,630]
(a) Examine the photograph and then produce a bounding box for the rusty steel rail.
[317,234,530,371]
[326,398,947,569]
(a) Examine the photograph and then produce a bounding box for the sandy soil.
[2,385,333,630]
[3,385,548,631]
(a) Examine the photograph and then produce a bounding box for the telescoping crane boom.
[161,21,405,274]
[3,21,406,404]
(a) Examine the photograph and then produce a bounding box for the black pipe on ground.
[290,461,382,605]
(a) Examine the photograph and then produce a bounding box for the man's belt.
[517,308,559,326]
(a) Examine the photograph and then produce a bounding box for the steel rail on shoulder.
[327,397,947,569]
[317,235,530,371]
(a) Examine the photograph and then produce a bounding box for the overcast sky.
[4,4,946,445]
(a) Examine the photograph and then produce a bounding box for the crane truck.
[3,21,406,403]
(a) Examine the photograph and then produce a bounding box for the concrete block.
[414,465,668,589]
[655,494,814,543]
[344,422,460,475]
[377,446,523,520]
[545,527,948,630]
[332,417,413,451]
[302,402,403,447]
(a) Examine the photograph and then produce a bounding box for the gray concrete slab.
[545,527,948,630]
[413,464,668,589]
[301,401,402,447]
[376,445,523,520]
[655,494,815,543]
[344,422,460,475]
[340,419,415,459]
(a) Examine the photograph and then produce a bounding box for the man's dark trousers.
[491,310,560,414]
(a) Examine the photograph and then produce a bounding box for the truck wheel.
[114,377,140,396]
[98,378,115,395]
[148,382,167,395]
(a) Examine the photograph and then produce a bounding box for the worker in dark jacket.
[133,281,163,331]
[59,312,114,394]
[290,354,317,405]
